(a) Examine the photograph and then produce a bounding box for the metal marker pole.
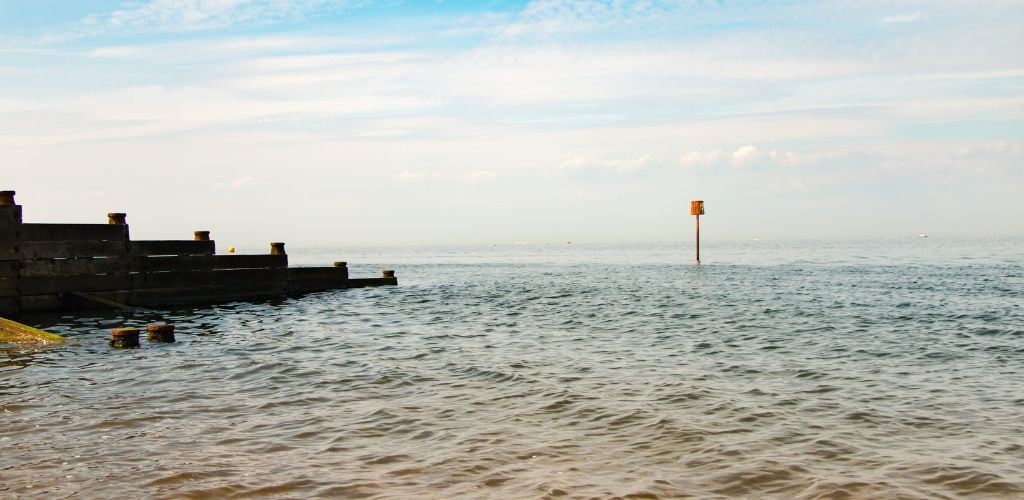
[690,199,704,264]
[696,212,700,264]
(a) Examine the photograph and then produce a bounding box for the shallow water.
[2,238,1023,498]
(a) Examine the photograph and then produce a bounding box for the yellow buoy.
[228,246,236,253]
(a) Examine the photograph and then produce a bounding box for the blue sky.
[1,0,1021,246]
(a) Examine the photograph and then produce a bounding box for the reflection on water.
[2,239,1023,498]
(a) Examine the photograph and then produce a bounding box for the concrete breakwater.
[0,190,396,318]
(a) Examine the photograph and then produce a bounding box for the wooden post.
[147,323,175,342]
[107,213,127,225]
[382,270,395,279]
[110,327,140,348]
[690,200,704,264]
[1,190,22,225]
[270,242,286,255]
[194,231,210,241]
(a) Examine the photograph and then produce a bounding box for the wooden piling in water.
[147,323,175,342]
[110,327,140,348]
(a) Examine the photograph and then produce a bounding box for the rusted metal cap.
[107,213,127,225]
[194,231,211,241]
[0,191,15,206]
[146,323,175,333]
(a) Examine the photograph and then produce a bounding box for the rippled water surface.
[3,239,1023,498]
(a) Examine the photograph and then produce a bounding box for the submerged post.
[110,327,140,348]
[147,323,176,342]
[690,200,704,264]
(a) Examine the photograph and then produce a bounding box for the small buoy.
[228,246,236,253]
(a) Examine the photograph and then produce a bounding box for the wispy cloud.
[559,154,653,176]
[731,145,758,165]
[393,170,499,184]
[881,11,923,24]
[80,0,340,34]
[680,146,760,168]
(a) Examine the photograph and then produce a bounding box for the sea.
[2,238,1022,499]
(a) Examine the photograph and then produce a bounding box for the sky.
[0,0,1022,246]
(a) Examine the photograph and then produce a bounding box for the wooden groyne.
[0,190,396,317]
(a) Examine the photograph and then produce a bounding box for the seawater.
[2,238,1022,498]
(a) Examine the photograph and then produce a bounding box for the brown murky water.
[2,240,1023,498]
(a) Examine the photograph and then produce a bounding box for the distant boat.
[918,233,928,238]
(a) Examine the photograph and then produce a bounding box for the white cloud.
[394,170,444,183]
[881,12,922,24]
[731,145,758,165]
[679,146,760,168]
[88,0,335,34]
[559,154,653,175]
[679,149,725,167]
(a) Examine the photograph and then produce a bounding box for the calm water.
[2,239,1022,498]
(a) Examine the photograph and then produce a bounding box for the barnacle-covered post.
[690,200,704,264]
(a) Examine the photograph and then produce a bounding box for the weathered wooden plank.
[18,256,144,278]
[287,266,350,294]
[0,224,16,242]
[0,261,17,279]
[18,273,138,295]
[348,277,398,288]
[130,240,215,256]
[287,279,348,294]
[18,223,128,242]
[287,267,349,281]
[0,316,64,344]
[65,292,133,310]
[145,254,287,272]
[0,278,16,296]
[142,267,286,289]
[0,205,21,225]
[91,282,286,307]
[0,296,17,316]
[20,294,64,312]
[0,240,128,260]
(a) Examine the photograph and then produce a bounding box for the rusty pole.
[690,200,704,264]
[696,212,700,264]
